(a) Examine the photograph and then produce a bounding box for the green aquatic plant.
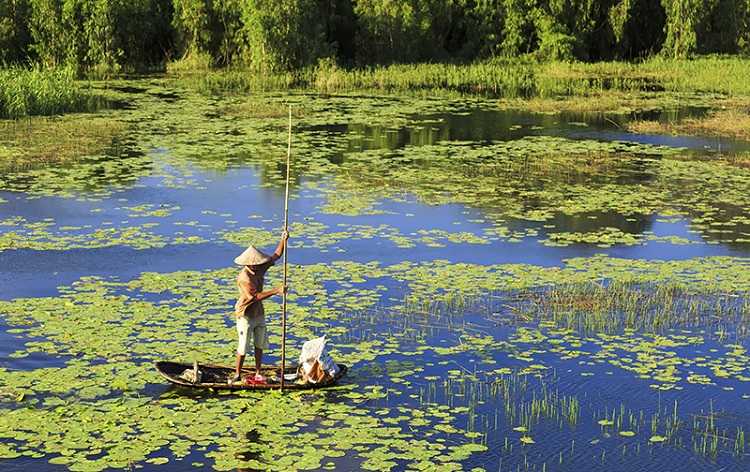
[0,261,500,470]
[509,280,750,334]
[389,256,750,301]
[0,221,172,251]
[543,227,642,247]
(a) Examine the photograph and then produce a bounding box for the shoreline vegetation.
[0,67,120,171]
[174,56,750,98]
[1,0,749,120]
[3,0,750,150]
[4,56,750,122]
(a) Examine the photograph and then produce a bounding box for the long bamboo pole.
[280,105,292,391]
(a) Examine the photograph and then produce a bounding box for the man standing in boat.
[231,231,289,383]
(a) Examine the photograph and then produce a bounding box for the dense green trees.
[22,0,172,75]
[170,0,331,69]
[241,0,331,70]
[1,0,749,74]
[659,0,750,57]
[0,0,31,64]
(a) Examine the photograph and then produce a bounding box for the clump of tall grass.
[513,281,750,335]
[314,59,538,97]
[0,67,99,119]
[176,68,310,95]
[725,152,750,169]
[179,56,750,99]
[641,55,750,95]
[403,280,750,336]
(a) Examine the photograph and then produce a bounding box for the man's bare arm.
[271,230,289,261]
[254,286,284,302]
[240,281,284,304]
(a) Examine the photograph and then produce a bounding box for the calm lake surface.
[1,79,749,471]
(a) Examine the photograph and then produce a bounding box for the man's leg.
[234,316,250,380]
[254,347,263,375]
[235,354,245,377]
[252,322,268,378]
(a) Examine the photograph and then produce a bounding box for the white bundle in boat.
[179,360,202,384]
[298,336,340,384]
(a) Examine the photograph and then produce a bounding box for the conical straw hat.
[234,245,272,266]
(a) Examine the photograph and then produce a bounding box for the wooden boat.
[154,361,347,390]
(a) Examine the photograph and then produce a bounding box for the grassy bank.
[0,68,100,119]
[174,56,750,99]
[175,68,306,95]
[0,67,123,170]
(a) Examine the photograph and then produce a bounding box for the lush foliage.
[1,0,750,74]
[8,0,171,76]
[0,0,31,64]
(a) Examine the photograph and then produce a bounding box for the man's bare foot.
[252,372,266,382]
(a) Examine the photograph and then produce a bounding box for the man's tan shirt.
[234,261,273,318]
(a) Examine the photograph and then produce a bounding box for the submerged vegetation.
[0,115,126,171]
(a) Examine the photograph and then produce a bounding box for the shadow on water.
[235,429,264,471]
[631,105,711,123]
[150,91,181,103]
[108,85,148,95]
[544,210,653,237]
[103,84,179,105]
[318,106,750,154]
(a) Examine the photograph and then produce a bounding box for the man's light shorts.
[236,315,269,355]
